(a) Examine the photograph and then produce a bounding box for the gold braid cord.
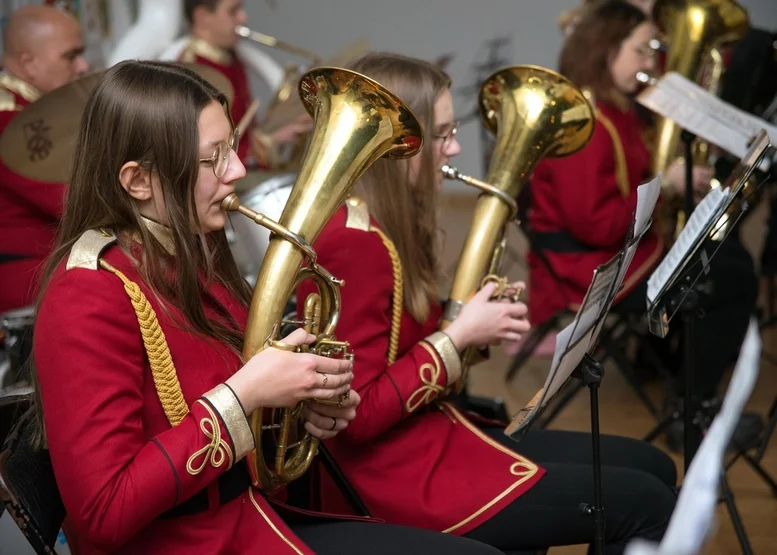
[595,110,630,198]
[371,227,403,365]
[100,260,189,427]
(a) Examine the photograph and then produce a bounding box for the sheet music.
[637,72,777,170]
[646,186,729,303]
[625,320,761,555]
[504,323,594,438]
[569,257,622,346]
[634,175,662,238]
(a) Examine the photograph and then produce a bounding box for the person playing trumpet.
[180,0,312,168]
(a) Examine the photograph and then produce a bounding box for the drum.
[227,173,296,285]
[1,306,35,388]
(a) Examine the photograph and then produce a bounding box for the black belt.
[531,231,598,253]
[0,253,30,264]
[159,460,252,519]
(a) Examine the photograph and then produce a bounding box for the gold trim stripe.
[248,488,306,554]
[405,342,446,413]
[201,383,255,460]
[440,403,540,534]
[595,110,630,198]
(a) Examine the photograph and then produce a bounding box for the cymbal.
[260,38,370,133]
[0,63,235,183]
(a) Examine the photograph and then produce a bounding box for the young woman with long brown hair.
[528,0,760,452]
[28,59,505,555]
[297,51,678,555]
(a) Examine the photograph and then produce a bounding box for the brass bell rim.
[476,64,595,158]
[297,66,424,160]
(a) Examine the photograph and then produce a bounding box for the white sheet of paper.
[646,187,729,303]
[638,72,776,170]
[634,175,663,238]
[625,320,761,555]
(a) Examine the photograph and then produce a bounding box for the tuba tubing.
[223,67,422,492]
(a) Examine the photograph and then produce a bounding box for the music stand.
[643,130,772,555]
[504,176,661,555]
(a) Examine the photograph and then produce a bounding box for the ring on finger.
[320,373,328,388]
[329,417,337,430]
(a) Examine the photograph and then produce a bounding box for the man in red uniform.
[0,5,88,314]
[180,0,312,167]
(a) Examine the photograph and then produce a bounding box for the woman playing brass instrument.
[28,60,504,555]
[528,0,759,452]
[296,51,677,555]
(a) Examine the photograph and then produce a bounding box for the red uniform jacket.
[527,100,664,324]
[297,199,545,535]
[0,72,66,313]
[34,224,359,554]
[179,37,262,166]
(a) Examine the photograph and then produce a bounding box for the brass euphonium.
[648,0,749,241]
[222,67,422,491]
[441,65,595,386]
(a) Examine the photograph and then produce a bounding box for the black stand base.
[572,354,606,555]
[646,279,755,554]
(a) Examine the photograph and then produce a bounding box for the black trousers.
[290,521,503,554]
[618,236,757,399]
[464,429,678,555]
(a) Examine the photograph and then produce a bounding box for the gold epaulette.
[0,88,17,112]
[66,229,118,271]
[0,73,40,104]
[182,36,232,65]
[344,196,370,231]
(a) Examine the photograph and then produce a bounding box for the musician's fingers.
[303,419,340,440]
[306,354,353,375]
[305,399,358,421]
[506,302,529,318]
[308,382,352,402]
[302,408,349,432]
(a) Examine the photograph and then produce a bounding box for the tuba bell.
[648,0,749,241]
[440,65,595,387]
[222,67,422,491]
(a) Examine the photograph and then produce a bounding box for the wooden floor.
[437,192,777,554]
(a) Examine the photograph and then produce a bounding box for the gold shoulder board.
[345,196,370,231]
[66,229,117,271]
[0,88,17,112]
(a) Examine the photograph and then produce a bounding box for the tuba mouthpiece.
[636,72,657,86]
[441,164,458,179]
[221,193,241,212]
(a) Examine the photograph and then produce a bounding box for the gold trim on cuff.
[425,331,461,383]
[202,384,255,461]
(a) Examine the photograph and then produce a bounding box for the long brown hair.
[559,0,647,103]
[31,60,251,443]
[347,52,451,323]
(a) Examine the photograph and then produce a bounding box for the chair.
[0,392,68,555]
[504,189,674,428]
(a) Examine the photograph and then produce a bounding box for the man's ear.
[118,161,152,201]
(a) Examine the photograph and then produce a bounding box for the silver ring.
[329,417,337,430]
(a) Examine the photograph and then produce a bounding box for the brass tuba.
[440,65,595,386]
[222,67,422,491]
[648,0,749,240]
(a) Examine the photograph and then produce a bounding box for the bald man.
[0,6,88,316]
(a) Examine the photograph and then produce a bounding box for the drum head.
[226,174,297,284]
[1,306,35,329]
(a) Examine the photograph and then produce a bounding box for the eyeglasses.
[433,120,459,148]
[199,129,240,179]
